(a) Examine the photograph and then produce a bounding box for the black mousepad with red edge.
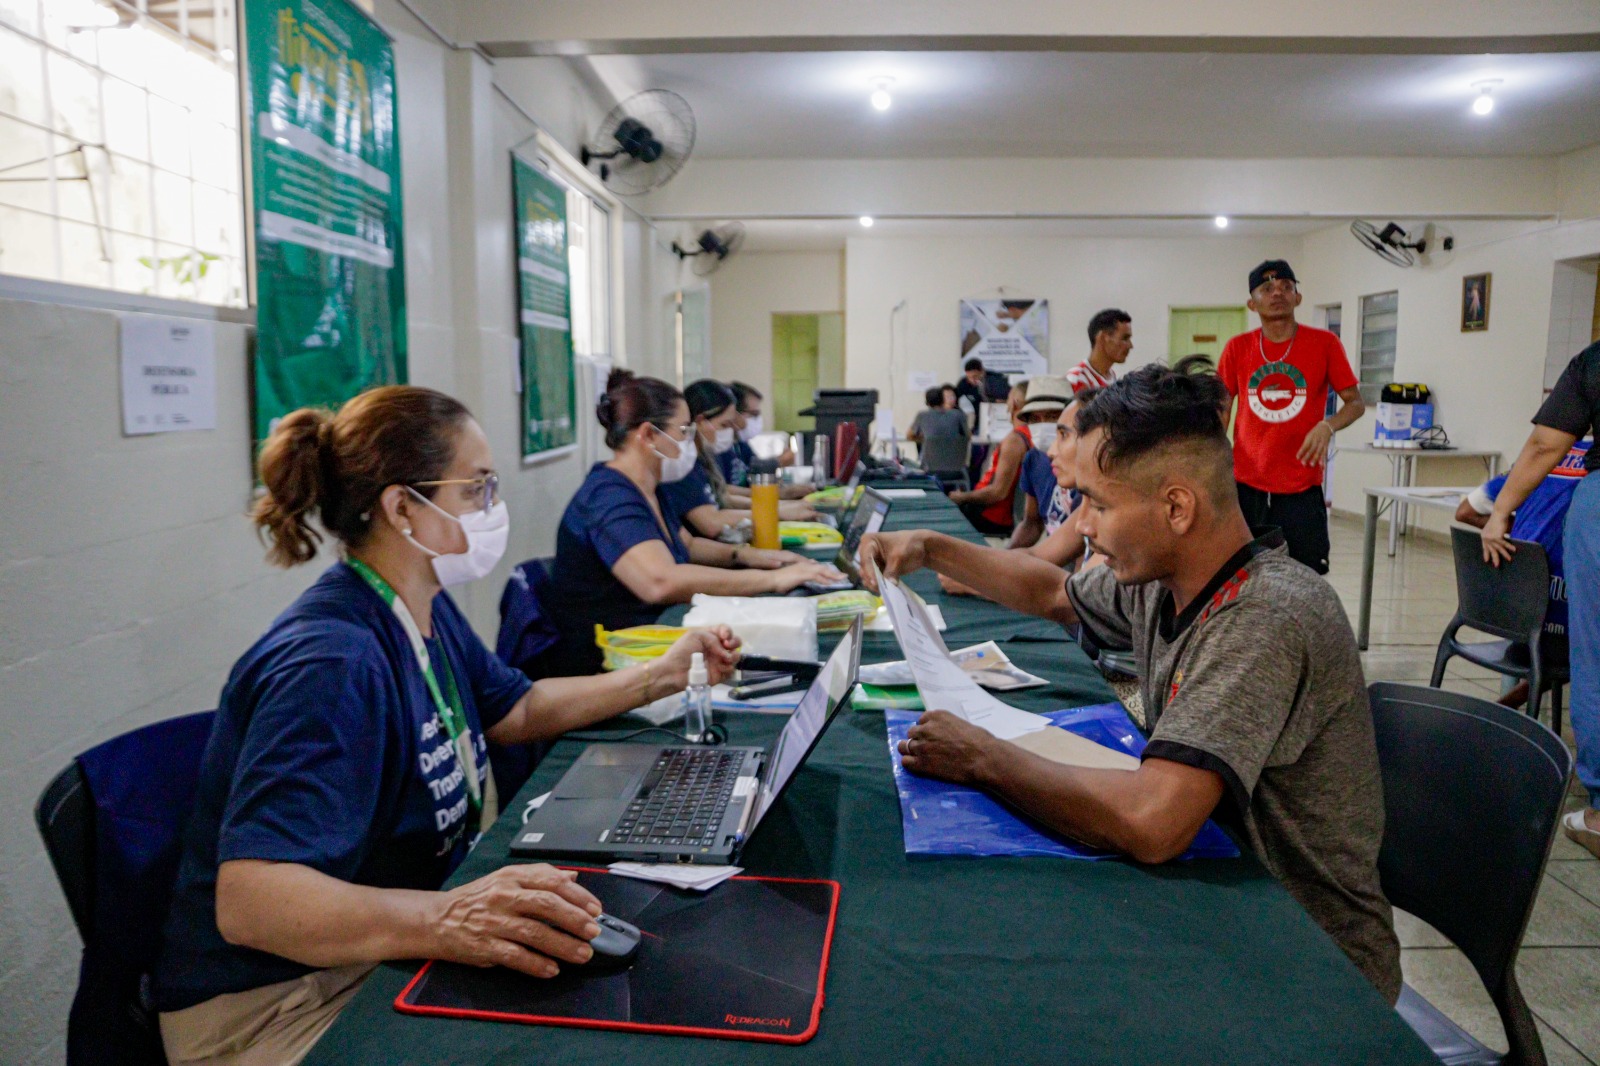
[394,868,841,1044]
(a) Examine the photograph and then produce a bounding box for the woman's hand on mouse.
[898,710,999,787]
[429,864,602,978]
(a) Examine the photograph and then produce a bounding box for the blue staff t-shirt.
[1477,439,1590,637]
[717,442,754,487]
[154,563,531,1011]
[658,462,719,522]
[547,464,692,675]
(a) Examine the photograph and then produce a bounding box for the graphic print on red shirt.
[1217,325,1357,495]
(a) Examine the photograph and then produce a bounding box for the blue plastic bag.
[886,702,1240,861]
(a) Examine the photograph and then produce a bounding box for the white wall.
[0,4,662,1061]
[1296,218,1600,533]
[844,234,1292,431]
[709,251,845,398]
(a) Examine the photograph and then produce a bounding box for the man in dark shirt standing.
[860,361,1402,1000]
[1483,341,1600,858]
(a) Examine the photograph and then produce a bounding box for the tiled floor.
[1326,513,1599,1064]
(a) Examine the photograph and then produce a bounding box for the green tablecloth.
[308,490,1433,1065]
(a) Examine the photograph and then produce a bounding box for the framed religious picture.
[1461,273,1491,332]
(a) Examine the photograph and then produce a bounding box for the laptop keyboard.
[610,748,743,848]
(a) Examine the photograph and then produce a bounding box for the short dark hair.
[924,385,945,408]
[964,358,984,373]
[730,381,762,412]
[684,379,738,420]
[1087,308,1131,346]
[1075,355,1231,498]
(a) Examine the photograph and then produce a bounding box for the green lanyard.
[347,557,492,826]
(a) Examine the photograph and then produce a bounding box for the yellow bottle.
[751,472,780,551]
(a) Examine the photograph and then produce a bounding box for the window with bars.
[1358,290,1398,400]
[0,0,245,306]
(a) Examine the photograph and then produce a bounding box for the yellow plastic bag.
[779,521,843,546]
[594,624,686,671]
[816,590,881,632]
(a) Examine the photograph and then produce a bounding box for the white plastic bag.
[682,595,818,662]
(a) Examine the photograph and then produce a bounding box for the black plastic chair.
[37,710,215,1066]
[918,433,971,492]
[1432,527,1569,734]
[1370,683,1572,1066]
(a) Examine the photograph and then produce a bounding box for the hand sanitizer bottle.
[684,652,711,743]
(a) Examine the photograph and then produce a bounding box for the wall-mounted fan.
[672,223,745,276]
[1350,220,1455,269]
[580,89,696,196]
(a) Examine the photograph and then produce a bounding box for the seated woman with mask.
[546,370,843,676]
[155,386,741,1066]
[662,379,817,538]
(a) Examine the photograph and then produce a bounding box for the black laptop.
[510,617,863,865]
[798,487,893,593]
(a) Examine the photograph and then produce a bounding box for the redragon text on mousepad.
[395,869,840,1044]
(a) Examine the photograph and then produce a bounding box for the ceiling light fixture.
[1214,216,1230,229]
[1471,79,1501,116]
[869,77,894,112]
[859,216,875,228]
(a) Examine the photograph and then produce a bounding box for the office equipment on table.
[395,869,840,1044]
[886,703,1238,860]
[1369,683,1572,1066]
[511,618,862,864]
[797,487,894,594]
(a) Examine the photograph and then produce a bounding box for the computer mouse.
[575,913,641,972]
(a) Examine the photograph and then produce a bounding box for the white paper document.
[119,312,217,435]
[608,862,742,892]
[859,640,1049,691]
[875,488,928,500]
[874,567,1049,741]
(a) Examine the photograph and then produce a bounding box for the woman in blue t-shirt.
[547,370,843,676]
[155,386,740,1065]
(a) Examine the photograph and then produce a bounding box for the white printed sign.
[120,313,217,435]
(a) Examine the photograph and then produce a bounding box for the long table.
[308,491,1435,1065]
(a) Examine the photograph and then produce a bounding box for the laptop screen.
[748,618,863,832]
[836,490,892,580]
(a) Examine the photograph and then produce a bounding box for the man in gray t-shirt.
[861,359,1401,1002]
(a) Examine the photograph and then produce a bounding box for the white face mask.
[1031,421,1060,453]
[403,489,510,587]
[738,415,764,442]
[652,428,698,484]
[712,427,736,454]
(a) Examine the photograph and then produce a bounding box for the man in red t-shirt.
[1216,260,1365,574]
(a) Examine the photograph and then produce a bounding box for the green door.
[1168,306,1248,366]
[771,312,844,433]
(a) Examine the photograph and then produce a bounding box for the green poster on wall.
[245,0,406,442]
[512,156,577,458]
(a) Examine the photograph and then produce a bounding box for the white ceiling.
[573,50,1600,159]
[669,216,1333,253]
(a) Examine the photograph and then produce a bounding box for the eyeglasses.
[411,473,500,515]
[652,422,694,440]
[1253,279,1298,296]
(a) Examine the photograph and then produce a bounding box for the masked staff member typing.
[546,370,841,676]
[859,362,1401,1002]
[155,387,740,1066]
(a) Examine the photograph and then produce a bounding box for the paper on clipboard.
[873,563,1049,742]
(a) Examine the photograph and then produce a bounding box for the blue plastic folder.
[885,703,1240,861]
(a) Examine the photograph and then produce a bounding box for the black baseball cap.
[1248,260,1298,293]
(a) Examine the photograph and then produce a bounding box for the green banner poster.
[245,0,406,442]
[512,157,577,458]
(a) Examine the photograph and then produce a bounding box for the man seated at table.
[1455,438,1590,708]
[859,360,1402,1003]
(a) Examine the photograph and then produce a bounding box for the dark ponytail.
[251,385,472,567]
[598,368,682,450]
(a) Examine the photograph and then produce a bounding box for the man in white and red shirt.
[1065,309,1132,394]
[1217,260,1365,574]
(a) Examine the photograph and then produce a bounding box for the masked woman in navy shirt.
[547,370,843,675]
[155,386,739,1065]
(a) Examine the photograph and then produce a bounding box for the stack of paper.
[859,640,1048,691]
[607,862,742,892]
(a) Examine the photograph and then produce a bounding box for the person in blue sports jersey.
[1458,438,1590,709]
[1482,340,1600,860]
